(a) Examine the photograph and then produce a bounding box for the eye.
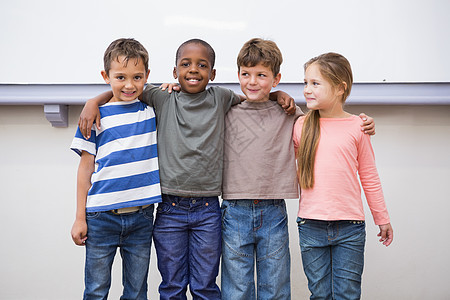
[198,63,207,68]
[313,81,319,86]
[117,76,125,80]
[241,72,249,76]
[181,62,190,67]
[134,76,142,80]
[258,73,267,77]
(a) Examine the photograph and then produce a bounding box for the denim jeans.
[152,194,222,300]
[84,204,155,300]
[297,218,366,300]
[221,199,291,300]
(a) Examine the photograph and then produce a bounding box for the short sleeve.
[142,84,170,109]
[294,105,305,119]
[70,126,97,156]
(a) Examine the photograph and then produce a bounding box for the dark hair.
[175,38,216,69]
[237,38,283,76]
[103,38,149,75]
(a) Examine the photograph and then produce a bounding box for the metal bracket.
[44,104,68,127]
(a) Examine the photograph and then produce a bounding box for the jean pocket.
[156,201,173,214]
[86,211,100,220]
[221,201,228,218]
[274,201,288,219]
[205,199,220,213]
[142,204,155,221]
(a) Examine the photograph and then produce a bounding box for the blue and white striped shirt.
[71,100,161,212]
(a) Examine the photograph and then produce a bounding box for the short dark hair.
[175,39,216,69]
[103,38,149,75]
[237,38,283,76]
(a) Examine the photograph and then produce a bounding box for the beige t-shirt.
[222,100,303,200]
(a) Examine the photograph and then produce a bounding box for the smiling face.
[101,56,149,102]
[238,63,281,102]
[303,63,344,115]
[173,43,216,94]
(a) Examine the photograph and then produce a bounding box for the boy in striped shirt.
[70,38,161,299]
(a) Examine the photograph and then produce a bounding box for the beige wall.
[0,104,449,299]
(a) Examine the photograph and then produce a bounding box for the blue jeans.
[152,195,222,300]
[221,199,291,300]
[297,218,366,300]
[84,205,155,300]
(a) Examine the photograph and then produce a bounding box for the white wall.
[0,104,449,299]
[1,0,450,84]
[1,0,449,298]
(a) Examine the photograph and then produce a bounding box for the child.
[142,39,241,300]
[78,39,295,300]
[70,38,162,299]
[221,38,301,300]
[293,52,394,300]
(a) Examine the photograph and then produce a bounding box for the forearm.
[75,191,87,221]
[76,152,94,220]
[88,91,113,106]
[269,90,281,101]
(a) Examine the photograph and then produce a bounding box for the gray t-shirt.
[142,85,240,197]
[222,100,303,200]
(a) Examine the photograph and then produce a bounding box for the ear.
[337,81,347,96]
[145,69,150,81]
[210,68,216,81]
[272,73,282,88]
[173,67,178,79]
[101,70,110,84]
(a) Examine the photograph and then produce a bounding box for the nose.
[304,84,311,94]
[188,64,198,73]
[249,75,257,85]
[125,79,133,88]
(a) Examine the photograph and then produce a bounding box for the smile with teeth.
[122,91,136,96]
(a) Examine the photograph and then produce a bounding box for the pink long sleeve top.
[293,115,390,225]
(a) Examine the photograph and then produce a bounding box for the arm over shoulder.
[142,84,171,108]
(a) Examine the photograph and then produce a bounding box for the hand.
[159,83,181,94]
[377,223,393,247]
[275,91,296,115]
[78,100,101,139]
[71,219,88,246]
[359,113,375,135]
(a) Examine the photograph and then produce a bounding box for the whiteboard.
[1,0,449,84]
